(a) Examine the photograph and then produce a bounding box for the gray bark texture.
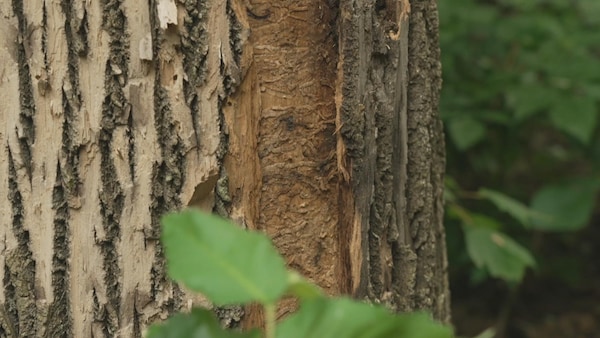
[0,0,449,336]
[336,0,449,322]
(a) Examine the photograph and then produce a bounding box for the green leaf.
[530,179,600,231]
[506,84,557,121]
[286,270,324,300]
[478,188,538,227]
[464,226,535,282]
[447,117,486,150]
[548,96,597,144]
[450,208,502,231]
[161,210,289,305]
[147,308,261,338]
[277,297,453,338]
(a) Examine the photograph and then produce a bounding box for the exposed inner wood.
[224,0,344,327]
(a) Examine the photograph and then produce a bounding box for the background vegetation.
[439,0,600,336]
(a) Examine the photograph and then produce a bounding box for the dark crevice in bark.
[98,135,124,337]
[148,163,177,312]
[6,149,37,337]
[76,9,90,57]
[127,109,136,182]
[227,0,243,74]
[1,267,17,338]
[180,0,209,151]
[60,0,85,207]
[214,2,241,217]
[45,162,73,337]
[63,0,90,60]
[213,100,230,217]
[188,94,202,153]
[61,0,83,107]
[60,87,82,204]
[180,0,208,86]
[132,301,142,338]
[214,53,233,217]
[42,2,49,71]
[148,0,186,313]
[180,0,209,86]
[12,0,36,182]
[98,0,130,334]
[91,289,104,336]
[147,96,186,311]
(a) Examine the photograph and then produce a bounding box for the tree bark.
[337,0,450,321]
[0,0,449,336]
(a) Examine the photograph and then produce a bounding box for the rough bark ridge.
[0,0,241,336]
[336,0,450,322]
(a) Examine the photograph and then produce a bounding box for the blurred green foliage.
[149,210,453,338]
[439,0,600,285]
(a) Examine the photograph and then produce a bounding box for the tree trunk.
[0,0,448,336]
